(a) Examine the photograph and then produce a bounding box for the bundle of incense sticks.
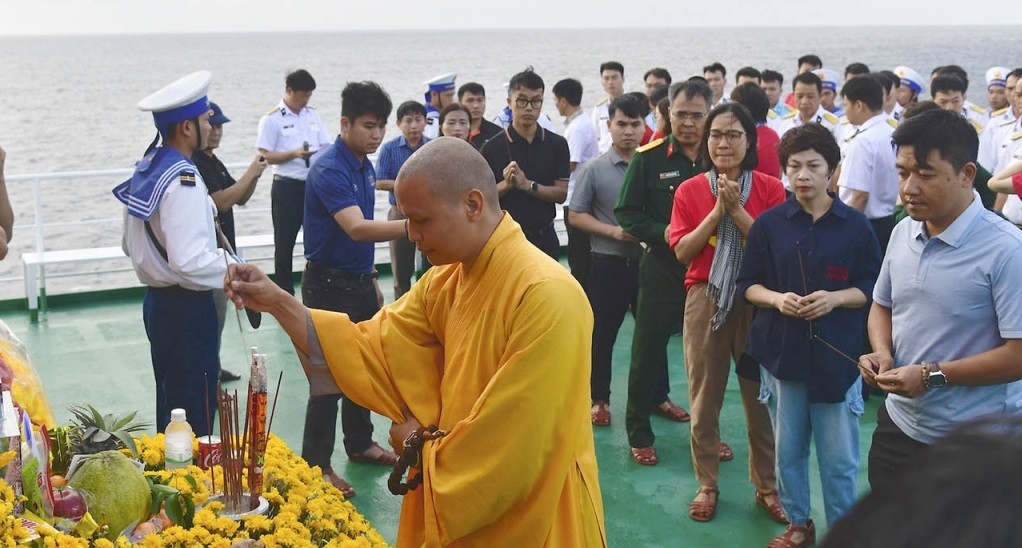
[245,350,268,509]
[216,387,245,512]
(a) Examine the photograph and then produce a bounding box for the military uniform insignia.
[637,137,664,153]
[992,107,1009,117]
[596,97,609,106]
[783,110,798,119]
[264,106,279,116]
[1011,132,1022,141]
[659,170,681,180]
[179,171,197,187]
[822,112,839,125]
[968,103,989,115]
[767,110,778,119]
[887,118,899,129]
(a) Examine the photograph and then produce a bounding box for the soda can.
[197,435,222,469]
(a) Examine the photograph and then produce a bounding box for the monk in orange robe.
[226,137,606,547]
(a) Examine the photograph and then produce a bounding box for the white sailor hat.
[813,68,841,93]
[138,70,212,130]
[986,67,1010,89]
[894,66,926,96]
[424,72,458,93]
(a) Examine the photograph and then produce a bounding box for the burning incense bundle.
[216,387,244,512]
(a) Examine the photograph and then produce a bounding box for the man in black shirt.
[480,68,571,258]
[192,102,267,380]
[459,82,504,150]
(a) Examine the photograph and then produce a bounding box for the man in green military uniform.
[615,80,711,465]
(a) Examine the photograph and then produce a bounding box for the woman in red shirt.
[668,102,788,524]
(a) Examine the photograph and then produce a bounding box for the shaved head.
[394,137,504,268]
[396,136,500,212]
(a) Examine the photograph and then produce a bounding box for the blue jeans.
[759,367,863,527]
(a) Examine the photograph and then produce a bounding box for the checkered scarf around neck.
[707,168,753,331]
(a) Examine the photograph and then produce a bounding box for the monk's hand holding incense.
[226,263,289,313]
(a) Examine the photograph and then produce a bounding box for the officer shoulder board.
[887,118,899,129]
[1012,132,1022,142]
[969,119,984,134]
[968,103,989,115]
[1000,118,1018,128]
[767,110,778,119]
[636,137,665,153]
[822,111,839,125]
[596,97,609,107]
[992,106,1010,117]
[839,116,850,125]
[782,110,798,119]
[179,170,197,187]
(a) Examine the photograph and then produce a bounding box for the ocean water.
[0,26,1019,299]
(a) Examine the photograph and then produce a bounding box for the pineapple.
[67,404,150,457]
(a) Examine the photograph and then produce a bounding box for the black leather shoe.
[219,368,242,382]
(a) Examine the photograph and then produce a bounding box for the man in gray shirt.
[568,95,646,426]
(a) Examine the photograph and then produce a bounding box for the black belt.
[147,285,212,296]
[305,261,377,282]
[273,175,306,183]
[591,252,640,266]
[522,222,554,239]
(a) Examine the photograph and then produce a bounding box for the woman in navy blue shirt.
[738,123,882,548]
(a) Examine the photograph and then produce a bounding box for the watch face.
[928,372,947,388]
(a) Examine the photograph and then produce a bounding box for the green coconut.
[67,450,151,540]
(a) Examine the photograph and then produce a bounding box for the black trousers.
[867,403,930,495]
[870,215,896,255]
[523,222,560,260]
[589,253,640,402]
[564,206,591,290]
[272,176,305,295]
[300,261,377,469]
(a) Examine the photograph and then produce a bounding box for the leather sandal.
[688,486,719,522]
[652,399,691,422]
[347,442,400,467]
[630,446,658,466]
[719,441,734,461]
[591,400,611,426]
[322,469,356,500]
[767,519,816,548]
[756,489,789,524]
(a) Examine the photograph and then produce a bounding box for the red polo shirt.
[755,124,782,179]
[669,171,787,290]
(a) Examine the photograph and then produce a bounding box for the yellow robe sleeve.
[309,274,445,424]
[420,278,599,545]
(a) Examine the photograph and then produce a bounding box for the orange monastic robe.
[310,214,606,547]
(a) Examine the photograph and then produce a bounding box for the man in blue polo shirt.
[302,80,408,500]
[859,109,1022,495]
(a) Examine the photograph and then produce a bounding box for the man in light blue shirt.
[859,109,1022,495]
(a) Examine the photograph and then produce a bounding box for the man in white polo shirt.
[256,69,332,295]
[554,77,599,289]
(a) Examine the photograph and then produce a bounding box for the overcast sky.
[2,0,1020,35]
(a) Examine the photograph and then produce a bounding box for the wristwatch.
[530,181,538,193]
[922,362,947,390]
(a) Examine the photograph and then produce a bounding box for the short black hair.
[626,91,651,117]
[643,67,672,85]
[777,123,842,173]
[341,81,393,122]
[600,61,624,77]
[701,103,759,171]
[798,54,823,70]
[877,70,899,94]
[735,66,761,84]
[931,75,968,96]
[687,75,709,84]
[552,78,583,106]
[649,85,670,105]
[669,80,713,108]
[286,69,316,92]
[845,62,871,78]
[396,100,427,120]
[1009,68,1022,80]
[703,62,727,78]
[608,94,645,120]
[792,72,823,92]
[457,82,485,100]
[729,82,770,123]
[892,108,978,173]
[841,75,884,111]
[937,64,969,90]
[901,100,941,120]
[509,67,545,93]
[761,70,784,86]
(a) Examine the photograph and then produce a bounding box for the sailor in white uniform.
[892,66,926,121]
[113,71,231,437]
[423,72,457,139]
[775,72,841,140]
[813,68,844,116]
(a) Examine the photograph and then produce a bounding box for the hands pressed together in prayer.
[715,173,744,217]
[503,161,532,193]
[858,352,927,398]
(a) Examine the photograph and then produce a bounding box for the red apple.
[52,486,87,520]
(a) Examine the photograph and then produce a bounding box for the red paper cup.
[197,435,222,469]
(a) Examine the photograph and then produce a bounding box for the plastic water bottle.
[164,408,194,470]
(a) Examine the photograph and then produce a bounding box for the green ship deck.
[3,270,880,547]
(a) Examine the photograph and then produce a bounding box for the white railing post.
[31,176,46,321]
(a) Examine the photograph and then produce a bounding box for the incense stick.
[265,371,284,438]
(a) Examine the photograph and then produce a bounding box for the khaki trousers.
[684,283,776,491]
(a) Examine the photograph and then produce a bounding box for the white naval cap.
[423,72,458,93]
[138,70,212,130]
[894,66,926,96]
[813,68,841,92]
[986,67,1010,89]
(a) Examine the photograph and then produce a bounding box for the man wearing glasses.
[480,68,570,258]
[614,80,713,466]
